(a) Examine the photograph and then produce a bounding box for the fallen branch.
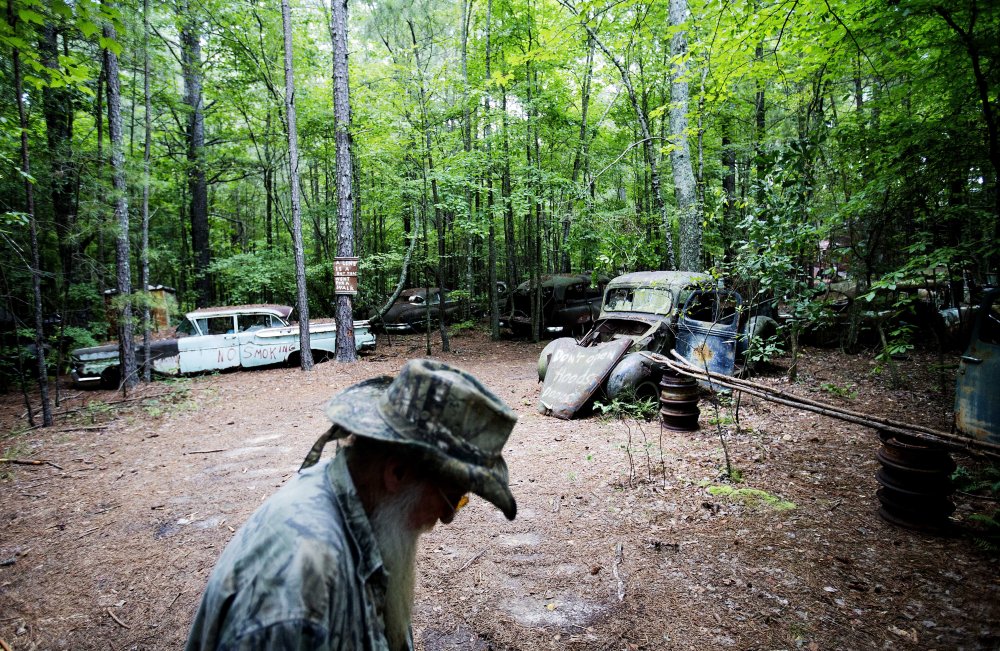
[1,637,11,651]
[456,549,487,572]
[107,608,130,629]
[0,458,63,470]
[661,352,1000,459]
[612,542,625,602]
[183,449,226,455]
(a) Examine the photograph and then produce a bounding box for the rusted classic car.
[536,271,778,418]
[955,287,999,444]
[70,304,376,388]
[372,287,464,333]
[502,273,609,337]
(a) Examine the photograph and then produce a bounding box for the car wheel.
[100,365,121,390]
[634,380,661,404]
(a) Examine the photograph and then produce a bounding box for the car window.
[239,313,278,332]
[605,287,672,314]
[177,318,198,337]
[204,316,235,335]
[632,288,673,314]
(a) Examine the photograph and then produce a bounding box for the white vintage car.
[70,304,376,388]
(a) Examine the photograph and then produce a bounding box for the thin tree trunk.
[330,0,357,362]
[141,0,153,382]
[669,0,701,271]
[485,0,499,341]
[181,4,211,305]
[104,13,138,392]
[282,0,313,370]
[571,13,675,270]
[9,2,52,426]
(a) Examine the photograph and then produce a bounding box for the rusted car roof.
[187,304,293,319]
[514,273,601,292]
[605,271,713,291]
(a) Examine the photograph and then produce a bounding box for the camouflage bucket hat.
[301,359,519,520]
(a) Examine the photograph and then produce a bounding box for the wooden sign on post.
[333,257,359,295]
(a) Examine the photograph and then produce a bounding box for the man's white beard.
[371,487,428,651]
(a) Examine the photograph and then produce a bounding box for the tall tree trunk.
[41,22,76,290]
[564,30,595,273]
[330,0,357,362]
[460,0,475,319]
[282,0,314,370]
[181,5,211,305]
[104,14,138,392]
[485,0,499,341]
[141,0,153,382]
[574,16,675,269]
[501,90,517,292]
[669,0,701,271]
[9,3,52,426]
[408,20,450,353]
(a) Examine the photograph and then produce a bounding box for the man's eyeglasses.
[438,488,469,514]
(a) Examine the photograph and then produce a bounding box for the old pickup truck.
[536,271,778,418]
[70,304,377,388]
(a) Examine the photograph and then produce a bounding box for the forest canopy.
[1,0,997,363]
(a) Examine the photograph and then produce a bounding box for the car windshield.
[604,287,673,315]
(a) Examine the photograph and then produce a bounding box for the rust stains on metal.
[659,371,700,432]
[538,338,631,419]
[875,430,956,535]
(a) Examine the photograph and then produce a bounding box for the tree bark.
[9,2,52,426]
[485,0,499,341]
[141,0,152,382]
[571,12,675,270]
[282,0,314,370]
[180,4,211,305]
[330,0,357,362]
[669,0,701,271]
[104,15,138,392]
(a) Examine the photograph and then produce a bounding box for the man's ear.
[382,457,408,494]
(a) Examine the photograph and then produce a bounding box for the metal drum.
[659,371,700,432]
[875,429,956,534]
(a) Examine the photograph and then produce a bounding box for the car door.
[675,289,742,377]
[955,289,999,444]
[179,315,241,373]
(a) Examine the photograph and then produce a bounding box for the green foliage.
[706,485,796,512]
[820,382,857,400]
[594,393,659,421]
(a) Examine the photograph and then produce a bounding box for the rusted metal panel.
[537,338,631,419]
[875,430,955,534]
[675,290,741,378]
[954,289,1000,444]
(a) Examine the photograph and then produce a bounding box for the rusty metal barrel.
[659,370,701,432]
[875,429,956,534]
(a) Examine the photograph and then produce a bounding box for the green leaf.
[18,8,46,25]
[78,20,99,38]
[99,35,122,56]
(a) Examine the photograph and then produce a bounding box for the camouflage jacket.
[185,453,410,651]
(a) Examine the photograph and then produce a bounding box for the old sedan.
[374,288,464,333]
[70,304,376,388]
[502,273,609,337]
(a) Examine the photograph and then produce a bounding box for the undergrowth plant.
[952,464,1000,554]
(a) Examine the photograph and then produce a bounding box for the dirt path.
[1,330,997,650]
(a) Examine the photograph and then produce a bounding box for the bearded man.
[185,359,518,651]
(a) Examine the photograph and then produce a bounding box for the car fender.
[537,337,577,381]
[606,352,658,400]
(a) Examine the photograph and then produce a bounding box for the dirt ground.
[1,329,998,651]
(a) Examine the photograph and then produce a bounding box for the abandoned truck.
[70,304,377,388]
[537,271,778,418]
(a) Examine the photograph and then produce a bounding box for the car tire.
[100,365,121,390]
